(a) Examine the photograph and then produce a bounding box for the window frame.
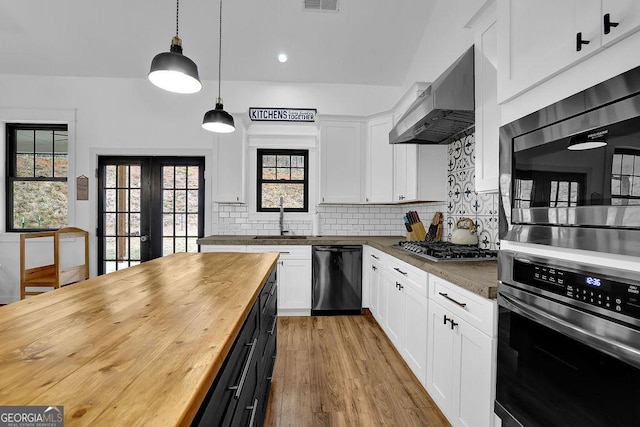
[256,148,309,213]
[5,123,69,232]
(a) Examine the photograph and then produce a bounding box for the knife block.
[406,222,427,241]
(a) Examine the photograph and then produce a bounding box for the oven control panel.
[513,260,640,319]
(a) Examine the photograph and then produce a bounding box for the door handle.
[604,13,619,35]
[576,32,590,51]
[140,235,149,242]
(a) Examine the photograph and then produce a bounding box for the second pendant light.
[202,0,235,133]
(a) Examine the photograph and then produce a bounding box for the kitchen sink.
[253,235,308,239]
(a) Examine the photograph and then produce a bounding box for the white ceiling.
[0,0,437,86]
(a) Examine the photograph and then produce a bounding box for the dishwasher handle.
[312,245,362,253]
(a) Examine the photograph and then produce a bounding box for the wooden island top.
[0,252,279,426]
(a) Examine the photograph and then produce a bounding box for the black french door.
[97,156,205,275]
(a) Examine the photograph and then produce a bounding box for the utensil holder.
[406,221,427,241]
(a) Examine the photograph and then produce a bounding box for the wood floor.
[263,313,450,427]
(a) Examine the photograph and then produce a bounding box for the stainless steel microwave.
[499,65,640,258]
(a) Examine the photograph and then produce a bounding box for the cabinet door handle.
[371,254,379,260]
[450,319,459,330]
[393,267,407,276]
[268,315,277,336]
[247,398,259,427]
[372,265,377,271]
[576,32,590,51]
[438,292,467,307]
[604,13,619,34]
[443,314,451,325]
[229,338,257,398]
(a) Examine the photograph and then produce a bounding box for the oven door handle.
[499,291,640,370]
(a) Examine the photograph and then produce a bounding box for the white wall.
[399,0,484,96]
[0,74,402,302]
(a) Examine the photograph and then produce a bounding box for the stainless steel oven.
[499,64,640,258]
[495,250,640,427]
[497,64,640,426]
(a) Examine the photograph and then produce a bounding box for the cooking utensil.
[426,212,443,242]
[451,217,479,245]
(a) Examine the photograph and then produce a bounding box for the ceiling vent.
[304,0,339,12]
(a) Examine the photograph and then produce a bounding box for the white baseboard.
[277,308,311,316]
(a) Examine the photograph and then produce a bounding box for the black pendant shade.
[202,101,235,133]
[149,0,202,94]
[149,37,202,94]
[202,0,235,133]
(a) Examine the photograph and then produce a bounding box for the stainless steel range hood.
[390,46,475,145]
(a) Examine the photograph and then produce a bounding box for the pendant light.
[148,0,202,94]
[202,0,235,133]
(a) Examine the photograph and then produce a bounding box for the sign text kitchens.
[249,108,316,122]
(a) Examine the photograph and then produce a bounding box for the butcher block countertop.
[198,235,498,299]
[0,252,279,426]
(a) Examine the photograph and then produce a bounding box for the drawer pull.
[229,337,257,398]
[268,316,277,336]
[394,267,408,275]
[439,292,467,307]
[279,251,291,254]
[247,398,259,427]
[371,254,379,260]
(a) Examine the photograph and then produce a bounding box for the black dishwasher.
[311,245,362,315]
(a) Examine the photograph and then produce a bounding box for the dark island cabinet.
[192,267,277,427]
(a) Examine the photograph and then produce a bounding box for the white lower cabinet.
[246,245,311,316]
[380,258,428,385]
[427,276,497,427]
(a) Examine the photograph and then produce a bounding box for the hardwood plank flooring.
[264,313,450,427]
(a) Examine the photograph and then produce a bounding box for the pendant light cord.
[218,0,223,101]
[175,0,180,37]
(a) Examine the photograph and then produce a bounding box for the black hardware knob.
[604,13,619,34]
[576,32,590,51]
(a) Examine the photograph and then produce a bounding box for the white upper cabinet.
[393,144,448,203]
[364,115,394,203]
[471,2,500,193]
[497,0,640,103]
[601,0,640,47]
[319,120,363,204]
[212,121,245,203]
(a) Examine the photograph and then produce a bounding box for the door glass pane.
[187,166,199,189]
[175,191,186,213]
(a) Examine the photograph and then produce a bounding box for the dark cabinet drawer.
[192,303,258,426]
[192,265,277,427]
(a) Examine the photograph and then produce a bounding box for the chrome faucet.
[279,196,286,236]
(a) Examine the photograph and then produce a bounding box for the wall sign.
[249,107,316,122]
[77,175,89,200]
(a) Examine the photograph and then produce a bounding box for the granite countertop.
[198,235,498,299]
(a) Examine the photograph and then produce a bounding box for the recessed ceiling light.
[278,53,288,63]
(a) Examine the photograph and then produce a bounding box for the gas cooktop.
[396,241,498,262]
